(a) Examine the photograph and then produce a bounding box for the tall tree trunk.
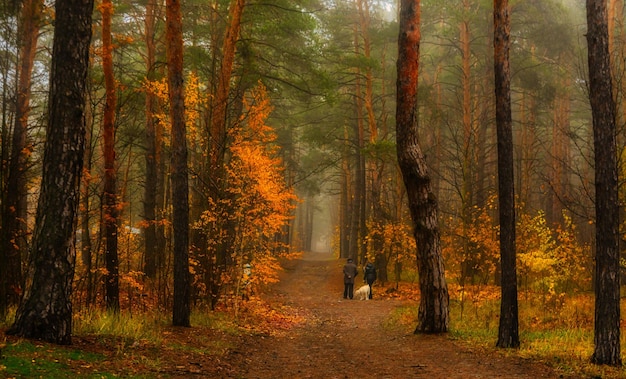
[340,125,351,259]
[7,0,94,344]
[352,23,366,262]
[0,0,42,315]
[166,0,190,327]
[143,0,159,280]
[100,0,119,313]
[459,1,473,285]
[494,0,520,349]
[587,0,621,366]
[396,0,449,334]
[80,116,95,308]
[209,0,245,172]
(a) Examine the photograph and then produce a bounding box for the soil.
[2,251,588,378]
[217,251,574,379]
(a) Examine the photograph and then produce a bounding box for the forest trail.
[1,251,586,378]
[225,251,570,379]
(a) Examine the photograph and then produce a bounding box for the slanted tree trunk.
[100,0,119,313]
[166,0,190,327]
[7,0,94,344]
[586,0,621,366]
[494,0,520,349]
[0,0,43,316]
[396,0,449,334]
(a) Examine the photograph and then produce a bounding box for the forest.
[0,0,626,376]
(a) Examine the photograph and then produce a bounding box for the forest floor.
[1,251,593,378]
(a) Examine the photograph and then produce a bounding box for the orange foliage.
[142,72,207,148]
[442,196,591,302]
[235,297,307,336]
[441,197,499,285]
[194,82,298,307]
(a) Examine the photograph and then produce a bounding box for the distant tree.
[586,0,621,366]
[142,0,161,280]
[494,0,520,349]
[7,0,94,344]
[0,0,43,316]
[166,0,190,327]
[396,0,449,333]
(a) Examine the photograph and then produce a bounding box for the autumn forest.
[0,0,626,375]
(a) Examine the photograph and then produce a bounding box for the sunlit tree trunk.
[100,0,119,313]
[7,0,94,344]
[396,0,449,334]
[203,0,246,310]
[166,0,190,327]
[586,0,621,366]
[0,0,43,316]
[210,0,245,172]
[494,0,520,349]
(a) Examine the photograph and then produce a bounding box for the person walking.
[343,258,358,299]
[364,262,377,299]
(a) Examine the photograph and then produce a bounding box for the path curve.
[227,251,570,379]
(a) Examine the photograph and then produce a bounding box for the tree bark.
[586,0,621,366]
[166,0,191,327]
[494,0,520,349]
[143,0,159,280]
[396,0,449,334]
[7,0,94,344]
[100,0,119,313]
[209,0,245,172]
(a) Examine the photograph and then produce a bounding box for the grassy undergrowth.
[387,287,626,379]
[0,308,241,378]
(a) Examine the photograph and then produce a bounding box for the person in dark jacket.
[364,262,377,299]
[343,258,358,299]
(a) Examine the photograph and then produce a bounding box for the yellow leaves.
[442,198,591,296]
[142,71,208,148]
[518,250,557,274]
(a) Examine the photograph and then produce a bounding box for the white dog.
[354,284,371,300]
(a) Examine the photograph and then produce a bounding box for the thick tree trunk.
[7,0,93,344]
[494,0,520,349]
[100,0,119,313]
[586,0,621,367]
[396,0,449,334]
[166,0,191,327]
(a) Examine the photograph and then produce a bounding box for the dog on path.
[354,284,370,300]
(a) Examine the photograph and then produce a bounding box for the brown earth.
[2,251,590,378]
[218,251,577,379]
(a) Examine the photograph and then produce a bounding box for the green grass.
[0,339,111,379]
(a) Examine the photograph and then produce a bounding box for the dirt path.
[226,251,569,379]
